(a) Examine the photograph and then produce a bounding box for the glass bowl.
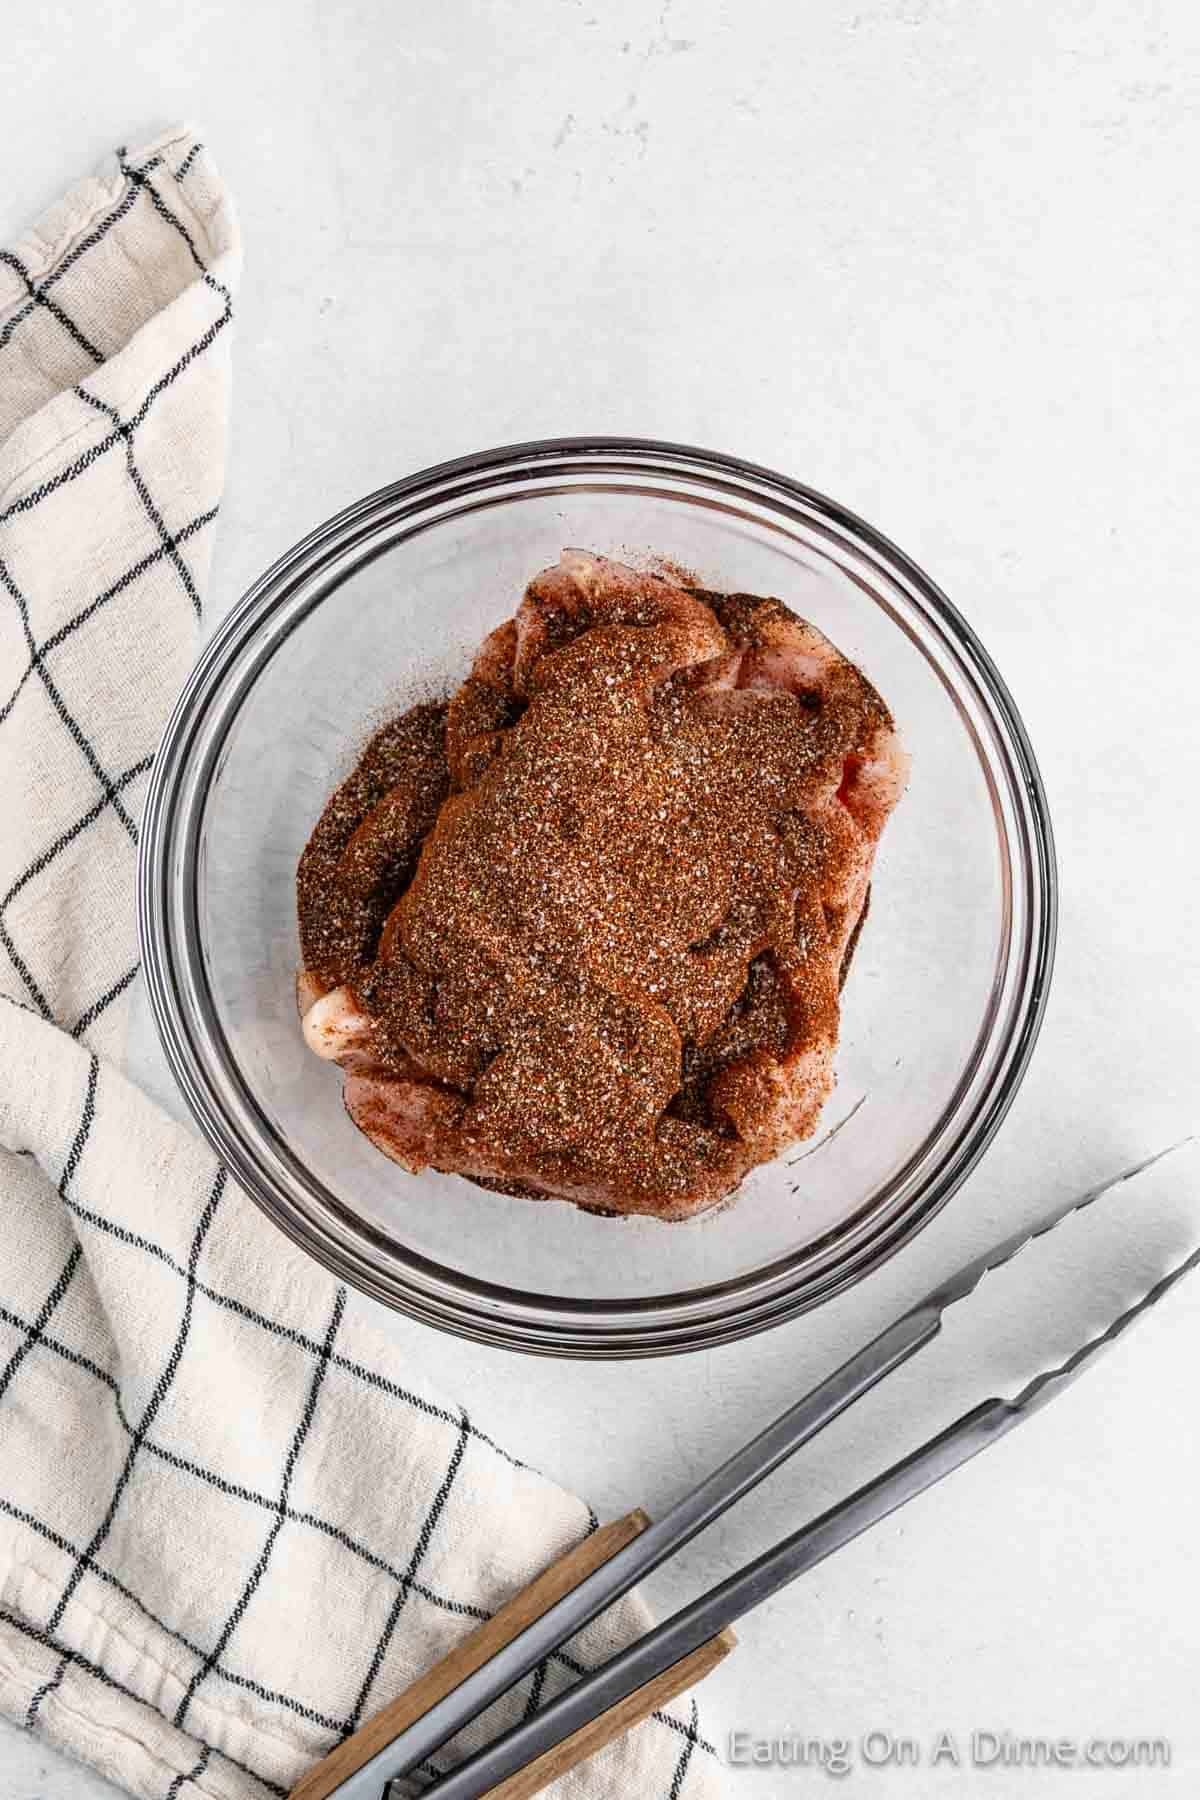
[138,439,1056,1357]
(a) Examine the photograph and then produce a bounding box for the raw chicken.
[296,552,908,1219]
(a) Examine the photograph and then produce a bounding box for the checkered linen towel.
[0,129,725,1800]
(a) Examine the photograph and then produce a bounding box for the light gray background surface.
[3,1,1199,1795]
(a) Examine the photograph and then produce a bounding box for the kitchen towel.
[0,128,724,1800]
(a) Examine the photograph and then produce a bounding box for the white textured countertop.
[3,1,1200,1795]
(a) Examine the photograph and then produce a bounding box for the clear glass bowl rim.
[138,436,1058,1358]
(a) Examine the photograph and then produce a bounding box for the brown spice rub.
[297,703,450,992]
[296,551,908,1219]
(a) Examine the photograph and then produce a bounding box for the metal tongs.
[291,1147,1197,1800]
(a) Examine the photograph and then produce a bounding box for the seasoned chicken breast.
[296,552,908,1219]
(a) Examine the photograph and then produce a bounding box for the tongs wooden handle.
[288,1510,734,1800]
